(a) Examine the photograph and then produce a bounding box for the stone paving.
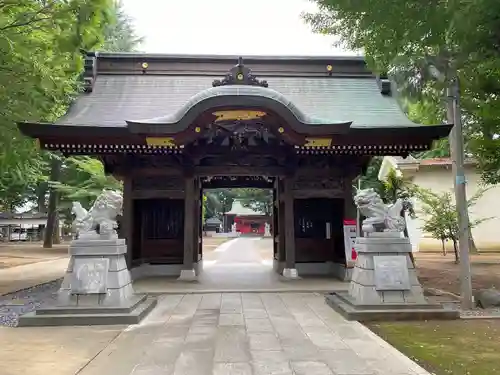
[78,293,430,375]
[134,238,346,294]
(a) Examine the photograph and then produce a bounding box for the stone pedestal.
[178,269,197,281]
[326,233,459,321]
[18,238,157,327]
[282,268,299,279]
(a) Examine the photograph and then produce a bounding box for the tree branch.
[0,1,56,31]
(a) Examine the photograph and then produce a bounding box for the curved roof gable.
[125,85,353,134]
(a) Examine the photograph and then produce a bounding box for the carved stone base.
[349,233,425,305]
[178,269,197,281]
[282,268,299,279]
[18,238,157,326]
[325,232,459,321]
[57,238,134,307]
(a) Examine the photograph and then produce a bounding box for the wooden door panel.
[138,198,184,264]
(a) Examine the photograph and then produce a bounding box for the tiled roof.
[58,75,416,129]
[225,200,264,216]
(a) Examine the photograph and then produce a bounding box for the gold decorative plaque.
[212,110,266,122]
[304,138,332,147]
[145,137,176,146]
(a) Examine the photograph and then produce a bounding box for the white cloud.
[121,0,356,56]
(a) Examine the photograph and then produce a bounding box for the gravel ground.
[461,307,500,318]
[0,279,61,327]
[434,298,500,318]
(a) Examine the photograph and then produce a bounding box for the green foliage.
[358,157,384,193]
[213,189,237,215]
[203,191,221,219]
[303,0,500,183]
[101,0,144,52]
[414,187,492,261]
[202,195,207,223]
[238,189,273,215]
[202,188,273,219]
[0,0,142,216]
[54,156,121,206]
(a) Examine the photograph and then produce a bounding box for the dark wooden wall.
[120,158,359,270]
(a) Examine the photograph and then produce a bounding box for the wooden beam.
[195,166,286,176]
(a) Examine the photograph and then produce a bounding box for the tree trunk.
[452,239,460,263]
[401,208,416,267]
[52,214,60,244]
[43,158,61,248]
[36,182,48,213]
[441,239,447,256]
[468,231,478,253]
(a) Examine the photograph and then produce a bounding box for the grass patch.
[367,320,500,375]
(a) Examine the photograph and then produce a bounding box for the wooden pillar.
[276,180,286,263]
[272,186,279,260]
[283,175,298,277]
[193,177,201,263]
[122,175,133,269]
[179,175,196,280]
[343,175,356,220]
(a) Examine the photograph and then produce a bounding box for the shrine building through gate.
[18,53,452,281]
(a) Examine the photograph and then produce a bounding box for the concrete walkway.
[0,325,123,375]
[134,238,346,294]
[78,293,430,375]
[0,258,68,295]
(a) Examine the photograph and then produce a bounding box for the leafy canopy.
[304,0,500,183]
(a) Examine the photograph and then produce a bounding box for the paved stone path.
[134,238,346,294]
[79,293,430,375]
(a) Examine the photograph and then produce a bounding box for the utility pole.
[448,77,473,309]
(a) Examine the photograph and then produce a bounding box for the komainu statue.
[354,188,406,233]
[72,190,123,239]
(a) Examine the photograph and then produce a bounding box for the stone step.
[325,293,460,321]
[34,294,146,316]
[17,297,157,327]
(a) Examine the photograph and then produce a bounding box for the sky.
[121,0,356,56]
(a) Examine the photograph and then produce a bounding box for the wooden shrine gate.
[17,53,452,280]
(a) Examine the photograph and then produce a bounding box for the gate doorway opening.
[199,184,275,283]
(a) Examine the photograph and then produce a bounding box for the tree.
[357,157,385,194]
[101,0,144,52]
[208,189,237,231]
[379,169,417,266]
[211,189,237,215]
[303,0,500,184]
[203,191,221,219]
[238,189,273,215]
[414,187,492,263]
[0,1,143,245]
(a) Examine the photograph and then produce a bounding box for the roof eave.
[17,122,129,138]
[91,51,366,63]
